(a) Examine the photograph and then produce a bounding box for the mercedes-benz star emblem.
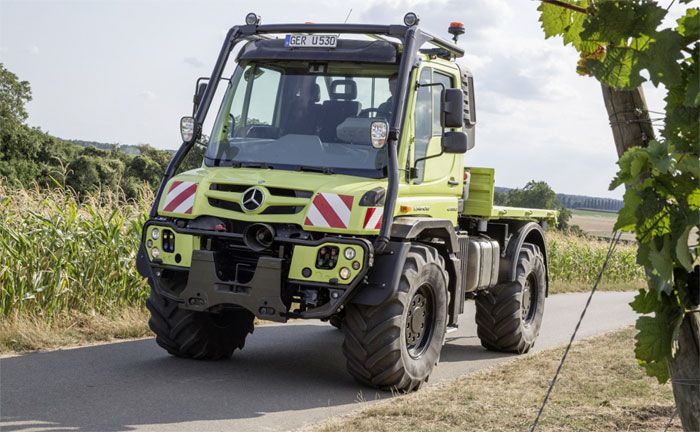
[242,187,265,212]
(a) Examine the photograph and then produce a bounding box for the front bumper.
[136,219,373,322]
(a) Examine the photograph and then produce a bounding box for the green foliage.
[0,64,176,199]
[498,180,572,229]
[539,0,700,383]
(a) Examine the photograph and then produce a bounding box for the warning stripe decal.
[363,207,383,230]
[162,181,197,214]
[305,193,354,229]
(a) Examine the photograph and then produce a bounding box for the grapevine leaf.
[634,315,672,382]
[631,151,649,176]
[674,225,694,271]
[615,188,641,231]
[538,1,589,47]
[648,236,673,286]
[630,289,660,314]
[586,46,644,89]
[637,357,670,383]
[684,61,700,106]
[676,7,700,41]
[539,2,574,39]
[582,1,667,42]
[688,188,700,209]
[646,140,674,174]
[639,29,684,87]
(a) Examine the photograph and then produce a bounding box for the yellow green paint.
[288,243,365,285]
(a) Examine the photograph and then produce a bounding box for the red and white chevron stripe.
[305,193,354,229]
[162,181,197,214]
[363,207,383,230]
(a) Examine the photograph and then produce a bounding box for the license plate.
[285,34,337,48]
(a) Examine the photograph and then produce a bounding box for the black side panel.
[447,253,463,326]
[390,217,459,253]
[350,241,411,306]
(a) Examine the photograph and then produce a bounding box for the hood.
[157,167,387,234]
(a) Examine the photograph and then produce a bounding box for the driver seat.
[319,80,361,142]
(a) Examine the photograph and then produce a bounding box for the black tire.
[329,312,344,330]
[342,244,449,391]
[475,242,546,354]
[146,286,254,360]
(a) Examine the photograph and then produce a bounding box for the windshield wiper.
[297,165,335,174]
[227,161,273,169]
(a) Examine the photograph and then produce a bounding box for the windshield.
[205,62,397,177]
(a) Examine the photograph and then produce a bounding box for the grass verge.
[307,327,679,432]
[0,307,151,355]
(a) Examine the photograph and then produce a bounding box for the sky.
[0,0,683,198]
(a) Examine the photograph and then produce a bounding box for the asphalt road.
[1,291,636,432]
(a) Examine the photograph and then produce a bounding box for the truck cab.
[138,13,556,391]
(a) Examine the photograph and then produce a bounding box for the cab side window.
[414,68,432,180]
[432,72,453,134]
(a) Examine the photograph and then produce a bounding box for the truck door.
[405,66,462,220]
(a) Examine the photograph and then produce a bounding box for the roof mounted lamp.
[245,12,261,25]
[448,21,465,43]
[403,12,419,26]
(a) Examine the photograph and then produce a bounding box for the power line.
[529,230,623,431]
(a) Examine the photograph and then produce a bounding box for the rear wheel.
[146,285,254,360]
[342,244,448,391]
[475,243,546,353]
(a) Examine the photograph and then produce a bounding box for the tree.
[500,180,572,229]
[0,63,32,128]
[538,1,699,429]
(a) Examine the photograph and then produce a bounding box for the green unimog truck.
[137,12,558,391]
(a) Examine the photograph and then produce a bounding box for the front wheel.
[475,242,546,353]
[147,286,254,360]
[342,244,449,391]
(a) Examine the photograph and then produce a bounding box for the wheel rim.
[405,284,435,359]
[521,274,538,325]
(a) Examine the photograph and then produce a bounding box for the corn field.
[0,185,150,318]
[0,185,645,319]
[546,231,644,285]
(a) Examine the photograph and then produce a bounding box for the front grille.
[208,198,243,212]
[208,183,312,214]
[261,206,304,215]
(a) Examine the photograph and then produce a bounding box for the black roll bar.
[149,21,463,254]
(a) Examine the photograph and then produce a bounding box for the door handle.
[448,179,460,186]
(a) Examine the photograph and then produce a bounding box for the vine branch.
[539,0,588,14]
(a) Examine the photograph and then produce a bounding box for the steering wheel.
[358,108,382,118]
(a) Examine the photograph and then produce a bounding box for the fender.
[499,221,550,295]
[352,218,462,326]
[389,217,459,252]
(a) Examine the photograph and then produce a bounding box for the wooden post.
[601,83,700,431]
[600,84,655,157]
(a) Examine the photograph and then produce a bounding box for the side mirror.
[181,116,197,143]
[193,82,207,115]
[442,131,469,153]
[441,88,464,128]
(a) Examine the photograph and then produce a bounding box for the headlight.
[339,267,351,280]
[151,228,160,240]
[344,247,356,260]
[151,248,160,259]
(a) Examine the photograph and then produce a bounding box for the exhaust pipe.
[243,223,275,252]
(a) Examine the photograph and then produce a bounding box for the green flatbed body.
[463,167,558,223]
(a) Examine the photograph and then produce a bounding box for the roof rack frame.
[152,20,463,253]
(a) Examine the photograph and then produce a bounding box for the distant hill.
[495,186,622,213]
